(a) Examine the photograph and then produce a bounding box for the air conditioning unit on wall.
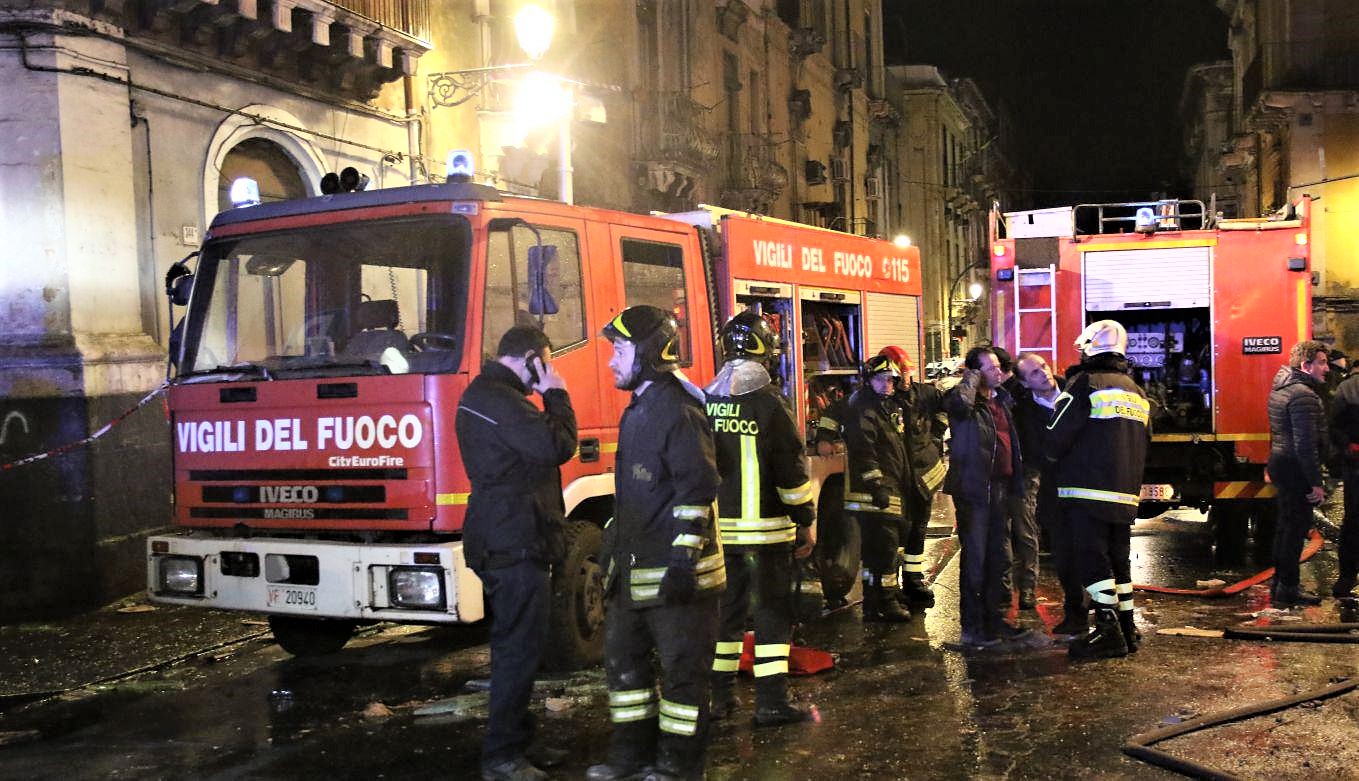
[830,158,848,182]
[864,176,880,199]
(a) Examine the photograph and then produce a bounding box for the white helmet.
[1076,319,1128,357]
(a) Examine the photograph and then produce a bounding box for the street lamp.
[513,4,555,61]
[947,259,989,356]
[893,234,912,249]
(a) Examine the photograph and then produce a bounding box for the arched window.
[216,138,309,212]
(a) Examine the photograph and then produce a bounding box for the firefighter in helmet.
[1047,319,1150,659]
[878,345,947,609]
[843,354,913,622]
[705,310,817,728]
[589,305,724,781]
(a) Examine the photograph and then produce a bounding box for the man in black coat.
[943,346,1025,647]
[1328,362,1359,598]
[455,325,578,781]
[1268,339,1330,607]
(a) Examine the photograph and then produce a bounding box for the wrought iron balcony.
[719,135,789,212]
[645,91,721,171]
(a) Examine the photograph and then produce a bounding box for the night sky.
[884,0,1231,208]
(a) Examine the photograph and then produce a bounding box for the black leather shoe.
[709,687,737,721]
[525,744,568,768]
[753,702,813,728]
[1275,587,1323,607]
[1051,615,1088,638]
[1333,577,1356,598]
[482,757,547,781]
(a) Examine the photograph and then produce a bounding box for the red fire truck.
[147,175,922,663]
[989,197,1313,552]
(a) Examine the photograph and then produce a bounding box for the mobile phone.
[526,354,544,387]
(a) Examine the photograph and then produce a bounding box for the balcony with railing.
[719,134,789,212]
[85,0,432,100]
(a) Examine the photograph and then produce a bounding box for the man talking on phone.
[456,325,578,781]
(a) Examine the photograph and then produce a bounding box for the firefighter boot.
[900,573,935,608]
[1068,607,1129,660]
[752,676,812,728]
[1118,609,1141,653]
[863,579,912,623]
[709,675,738,722]
[586,723,656,781]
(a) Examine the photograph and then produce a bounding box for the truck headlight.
[158,555,204,595]
[389,567,445,609]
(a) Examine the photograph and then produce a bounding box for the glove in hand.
[871,486,892,510]
[659,548,699,604]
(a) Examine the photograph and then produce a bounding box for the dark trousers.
[1069,507,1132,591]
[955,482,1012,636]
[1006,469,1042,594]
[859,509,901,582]
[1269,456,1315,592]
[1341,469,1359,586]
[714,545,795,708]
[603,595,719,779]
[1042,480,1086,618]
[480,561,550,767]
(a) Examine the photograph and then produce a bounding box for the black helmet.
[860,354,900,389]
[719,310,781,364]
[602,305,679,389]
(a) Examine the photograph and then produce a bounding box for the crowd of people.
[456,305,1355,781]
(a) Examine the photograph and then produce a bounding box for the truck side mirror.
[527,244,560,316]
[165,265,194,307]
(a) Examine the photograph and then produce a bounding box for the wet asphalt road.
[2,501,1358,780]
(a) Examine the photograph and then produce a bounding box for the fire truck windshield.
[179,215,470,379]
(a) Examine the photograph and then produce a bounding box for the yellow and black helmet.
[860,353,900,384]
[602,305,680,385]
[719,310,781,364]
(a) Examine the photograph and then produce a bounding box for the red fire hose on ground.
[1133,529,1325,598]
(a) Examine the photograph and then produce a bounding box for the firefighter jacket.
[942,370,1025,505]
[895,380,947,500]
[1329,373,1359,471]
[454,361,578,573]
[604,371,724,608]
[1269,365,1326,488]
[704,360,815,546]
[843,387,908,516]
[1045,354,1151,524]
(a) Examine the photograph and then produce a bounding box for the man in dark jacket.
[590,305,723,781]
[943,346,1025,647]
[1268,339,1330,607]
[1047,321,1150,660]
[1012,352,1082,628]
[879,345,947,608]
[455,325,578,781]
[705,311,817,728]
[1328,365,1359,598]
[843,354,914,622]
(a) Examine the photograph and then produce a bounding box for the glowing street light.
[968,280,984,299]
[893,234,912,249]
[514,4,556,60]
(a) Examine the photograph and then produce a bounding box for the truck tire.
[815,476,859,606]
[268,616,357,657]
[545,520,605,671]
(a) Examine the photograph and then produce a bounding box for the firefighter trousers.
[712,544,796,709]
[603,593,719,780]
[479,560,550,767]
[858,508,902,586]
[1340,468,1359,587]
[897,489,931,585]
[1068,505,1133,615]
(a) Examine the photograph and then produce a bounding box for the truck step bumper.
[147,535,484,623]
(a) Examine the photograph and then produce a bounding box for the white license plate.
[1139,484,1174,501]
[267,586,318,611]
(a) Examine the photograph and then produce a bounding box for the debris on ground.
[1156,626,1225,638]
[115,604,157,614]
[362,701,393,719]
[413,693,489,718]
[1194,579,1227,589]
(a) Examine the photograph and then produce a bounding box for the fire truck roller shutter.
[1083,247,1211,312]
[864,292,922,381]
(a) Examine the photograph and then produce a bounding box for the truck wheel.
[545,520,605,671]
[1209,504,1247,564]
[268,616,357,657]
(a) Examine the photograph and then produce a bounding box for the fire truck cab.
[149,173,924,664]
[989,197,1313,552]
